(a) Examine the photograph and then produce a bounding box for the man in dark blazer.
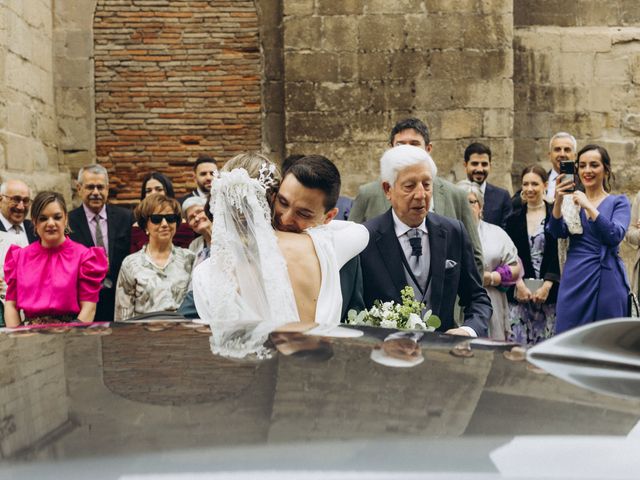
[69,165,133,322]
[0,179,37,244]
[361,145,491,337]
[463,142,512,229]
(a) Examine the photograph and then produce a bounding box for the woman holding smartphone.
[505,166,560,345]
[547,144,631,333]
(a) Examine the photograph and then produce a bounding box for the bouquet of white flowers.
[347,286,441,331]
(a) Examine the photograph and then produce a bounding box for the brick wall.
[282,0,515,196]
[93,0,262,202]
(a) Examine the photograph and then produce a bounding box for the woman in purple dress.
[547,144,631,333]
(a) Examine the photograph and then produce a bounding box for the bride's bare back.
[275,230,321,327]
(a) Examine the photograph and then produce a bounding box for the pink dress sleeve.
[4,244,22,302]
[78,247,109,303]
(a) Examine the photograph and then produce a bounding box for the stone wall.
[0,0,68,196]
[282,0,515,195]
[513,1,640,193]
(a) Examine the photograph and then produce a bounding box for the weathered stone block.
[594,53,630,84]
[414,79,470,110]
[359,81,387,112]
[358,16,404,51]
[357,52,389,80]
[467,79,513,109]
[514,112,550,139]
[620,0,640,25]
[367,0,425,14]
[55,57,92,88]
[406,14,464,50]
[284,16,321,50]
[632,54,640,84]
[439,110,483,139]
[338,53,358,81]
[425,0,477,14]
[554,52,594,85]
[589,83,613,112]
[385,80,416,112]
[322,16,358,52]
[286,112,350,142]
[389,51,430,80]
[478,0,513,15]
[430,49,512,80]
[623,114,640,134]
[316,0,364,15]
[463,14,513,50]
[285,52,339,81]
[315,82,362,112]
[283,0,314,17]
[483,109,514,138]
[23,0,52,31]
[263,80,284,113]
[561,32,611,53]
[57,29,93,58]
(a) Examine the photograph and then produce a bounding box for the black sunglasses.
[148,213,180,225]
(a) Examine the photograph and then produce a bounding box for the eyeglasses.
[149,213,180,225]
[2,195,31,206]
[83,184,107,192]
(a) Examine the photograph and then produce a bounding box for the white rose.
[407,313,426,330]
[380,318,398,329]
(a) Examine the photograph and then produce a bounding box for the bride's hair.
[222,152,281,198]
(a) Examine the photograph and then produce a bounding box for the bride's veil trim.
[193,168,299,359]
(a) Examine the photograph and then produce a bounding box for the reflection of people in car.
[270,332,333,361]
[381,337,421,361]
[371,331,424,367]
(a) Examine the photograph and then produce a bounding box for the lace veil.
[192,168,299,358]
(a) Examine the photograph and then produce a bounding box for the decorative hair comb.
[258,162,277,190]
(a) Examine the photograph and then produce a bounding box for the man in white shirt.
[0,179,36,245]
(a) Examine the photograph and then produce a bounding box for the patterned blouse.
[114,245,195,321]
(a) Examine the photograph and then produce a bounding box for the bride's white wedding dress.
[192,168,369,358]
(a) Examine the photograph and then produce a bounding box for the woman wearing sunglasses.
[114,194,195,321]
[129,172,195,253]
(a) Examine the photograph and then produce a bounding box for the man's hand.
[445,327,471,337]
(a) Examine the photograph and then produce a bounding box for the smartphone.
[559,161,575,191]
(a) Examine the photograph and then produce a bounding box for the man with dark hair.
[274,154,364,318]
[281,153,354,220]
[349,117,483,273]
[179,154,218,204]
[463,142,512,229]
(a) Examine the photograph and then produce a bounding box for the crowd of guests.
[0,118,635,347]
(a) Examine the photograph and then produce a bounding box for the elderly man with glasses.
[0,179,37,244]
[69,164,134,321]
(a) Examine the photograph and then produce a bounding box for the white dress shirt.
[0,212,29,246]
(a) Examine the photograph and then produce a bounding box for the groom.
[276,155,365,319]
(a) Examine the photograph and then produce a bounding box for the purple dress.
[546,195,631,333]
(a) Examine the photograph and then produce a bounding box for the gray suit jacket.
[348,178,483,274]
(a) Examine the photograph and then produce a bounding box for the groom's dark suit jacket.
[360,209,491,336]
[68,204,134,322]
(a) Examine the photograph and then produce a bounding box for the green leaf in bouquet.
[426,314,441,329]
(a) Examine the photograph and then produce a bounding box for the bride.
[192,152,369,358]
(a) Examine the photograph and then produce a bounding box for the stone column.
[0,0,68,196]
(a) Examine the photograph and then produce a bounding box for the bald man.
[0,179,37,244]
